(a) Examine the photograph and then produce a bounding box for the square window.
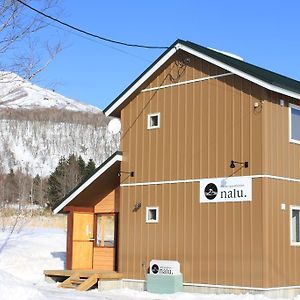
[146,207,159,223]
[290,206,300,245]
[289,104,300,143]
[147,113,160,129]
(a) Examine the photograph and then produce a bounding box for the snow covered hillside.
[0,71,100,113]
[0,119,118,175]
[0,72,119,175]
[0,226,292,300]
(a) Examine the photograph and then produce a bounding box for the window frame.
[94,212,118,248]
[290,205,300,246]
[289,103,300,144]
[147,113,160,130]
[146,206,159,223]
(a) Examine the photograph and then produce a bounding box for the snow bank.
[0,228,65,282]
[0,270,46,300]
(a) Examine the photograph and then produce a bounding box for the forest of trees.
[0,154,96,212]
[48,154,96,208]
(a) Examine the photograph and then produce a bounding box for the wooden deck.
[44,269,123,291]
[44,269,123,279]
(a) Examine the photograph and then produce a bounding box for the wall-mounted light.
[132,202,141,212]
[118,170,134,177]
[230,160,249,169]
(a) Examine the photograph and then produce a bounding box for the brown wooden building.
[54,40,300,293]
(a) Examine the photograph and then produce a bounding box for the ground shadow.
[51,251,66,268]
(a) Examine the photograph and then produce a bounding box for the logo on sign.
[200,176,252,203]
[151,264,159,274]
[204,183,218,200]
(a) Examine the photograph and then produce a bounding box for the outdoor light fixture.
[132,202,141,212]
[118,170,134,177]
[230,160,249,169]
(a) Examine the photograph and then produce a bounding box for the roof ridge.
[104,39,300,116]
[183,40,300,85]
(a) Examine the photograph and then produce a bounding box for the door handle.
[89,238,95,241]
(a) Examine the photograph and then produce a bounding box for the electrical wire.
[19,10,153,63]
[16,0,168,50]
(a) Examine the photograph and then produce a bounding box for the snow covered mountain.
[0,72,119,176]
[0,71,100,113]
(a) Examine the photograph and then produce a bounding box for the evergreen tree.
[67,154,81,190]
[48,171,62,208]
[84,159,96,180]
[47,155,97,208]
[47,156,66,208]
[78,155,86,178]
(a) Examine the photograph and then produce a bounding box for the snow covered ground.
[0,227,296,299]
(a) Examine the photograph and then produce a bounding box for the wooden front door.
[72,212,94,269]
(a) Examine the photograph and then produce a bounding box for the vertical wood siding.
[118,52,266,287]
[262,178,300,287]
[261,94,300,287]
[263,93,300,178]
[119,180,263,286]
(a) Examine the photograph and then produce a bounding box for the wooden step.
[76,274,98,291]
[58,272,80,289]
[70,278,85,285]
[59,283,77,289]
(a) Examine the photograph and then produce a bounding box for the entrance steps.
[59,272,98,291]
[44,269,123,292]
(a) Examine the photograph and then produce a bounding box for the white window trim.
[147,113,160,129]
[290,205,300,246]
[146,206,159,223]
[289,103,300,145]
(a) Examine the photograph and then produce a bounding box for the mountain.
[0,71,100,113]
[0,72,119,176]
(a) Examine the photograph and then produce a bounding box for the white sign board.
[150,260,180,275]
[200,176,252,203]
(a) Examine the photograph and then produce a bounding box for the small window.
[290,206,300,246]
[146,207,159,223]
[289,104,300,143]
[147,113,160,129]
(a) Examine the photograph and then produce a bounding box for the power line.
[16,0,168,50]
[20,10,153,63]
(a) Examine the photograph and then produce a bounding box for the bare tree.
[0,0,62,89]
[0,0,63,243]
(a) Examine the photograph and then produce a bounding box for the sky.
[23,0,300,110]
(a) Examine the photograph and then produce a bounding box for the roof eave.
[103,42,181,117]
[177,43,300,101]
[104,41,300,117]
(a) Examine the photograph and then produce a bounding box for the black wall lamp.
[230,160,249,169]
[118,170,135,177]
